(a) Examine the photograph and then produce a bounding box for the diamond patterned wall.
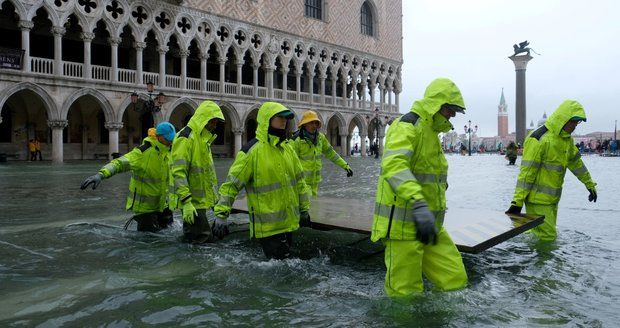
[186,0,402,62]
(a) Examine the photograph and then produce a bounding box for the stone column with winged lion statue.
[509,40,538,145]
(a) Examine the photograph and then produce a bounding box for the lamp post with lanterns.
[130,81,166,113]
[365,108,390,158]
[464,120,478,156]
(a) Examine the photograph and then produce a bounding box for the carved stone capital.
[108,37,122,46]
[218,58,227,65]
[104,122,124,130]
[179,49,190,57]
[18,20,34,31]
[47,120,68,129]
[52,26,66,36]
[81,32,95,42]
[158,46,169,54]
[134,41,147,50]
[232,128,244,135]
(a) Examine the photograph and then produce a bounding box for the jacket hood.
[256,102,291,143]
[144,136,169,152]
[411,78,465,120]
[545,100,586,135]
[187,100,225,132]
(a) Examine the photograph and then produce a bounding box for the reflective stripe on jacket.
[170,100,224,209]
[512,100,596,206]
[215,102,311,239]
[289,131,349,195]
[371,78,464,242]
[99,136,170,214]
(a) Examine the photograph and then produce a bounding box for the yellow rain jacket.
[99,136,171,214]
[289,131,350,196]
[371,78,464,242]
[512,100,596,207]
[170,100,224,209]
[214,102,311,239]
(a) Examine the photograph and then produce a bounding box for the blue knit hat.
[155,122,176,142]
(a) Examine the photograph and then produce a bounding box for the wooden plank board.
[232,196,544,253]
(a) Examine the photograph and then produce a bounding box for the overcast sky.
[400,0,620,137]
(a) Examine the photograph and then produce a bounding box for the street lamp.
[130,81,166,113]
[366,108,384,158]
[464,120,478,156]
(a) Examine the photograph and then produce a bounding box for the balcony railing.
[92,65,110,81]
[17,57,399,114]
[31,57,53,75]
[143,72,158,86]
[63,61,83,78]
[118,68,135,84]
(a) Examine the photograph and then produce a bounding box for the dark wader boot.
[259,232,293,260]
[182,208,214,244]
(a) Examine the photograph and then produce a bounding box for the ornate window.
[305,0,322,20]
[360,1,374,36]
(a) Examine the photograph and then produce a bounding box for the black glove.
[300,211,311,227]
[588,189,597,202]
[81,173,103,190]
[346,168,353,177]
[212,218,229,239]
[411,201,437,245]
[505,202,522,214]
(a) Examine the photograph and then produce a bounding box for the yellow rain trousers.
[384,228,467,297]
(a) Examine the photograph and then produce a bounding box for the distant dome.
[537,112,547,127]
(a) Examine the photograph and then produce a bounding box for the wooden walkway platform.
[232,196,544,253]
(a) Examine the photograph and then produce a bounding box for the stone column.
[351,79,358,109]
[219,58,226,93]
[158,45,168,88]
[308,71,315,104]
[369,82,376,108]
[295,71,301,100]
[330,71,338,105]
[48,120,68,164]
[180,49,189,90]
[253,64,259,97]
[378,84,385,111]
[233,128,243,155]
[319,72,327,105]
[105,122,123,158]
[81,32,94,79]
[341,78,348,107]
[378,136,384,157]
[509,54,533,145]
[265,65,275,99]
[360,81,367,110]
[387,85,393,111]
[395,89,400,113]
[19,20,33,72]
[52,26,65,76]
[340,134,348,156]
[281,67,289,100]
[134,41,146,85]
[360,134,367,157]
[236,61,244,96]
[346,135,352,157]
[109,37,121,81]
[200,52,207,92]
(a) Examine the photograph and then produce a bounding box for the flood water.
[1,154,619,327]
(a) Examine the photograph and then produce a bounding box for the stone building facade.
[0,0,402,163]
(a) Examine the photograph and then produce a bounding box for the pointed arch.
[0,82,58,120]
[1,0,26,20]
[61,88,114,122]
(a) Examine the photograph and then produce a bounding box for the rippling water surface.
[0,154,618,327]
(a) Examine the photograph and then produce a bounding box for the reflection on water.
[0,155,619,326]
